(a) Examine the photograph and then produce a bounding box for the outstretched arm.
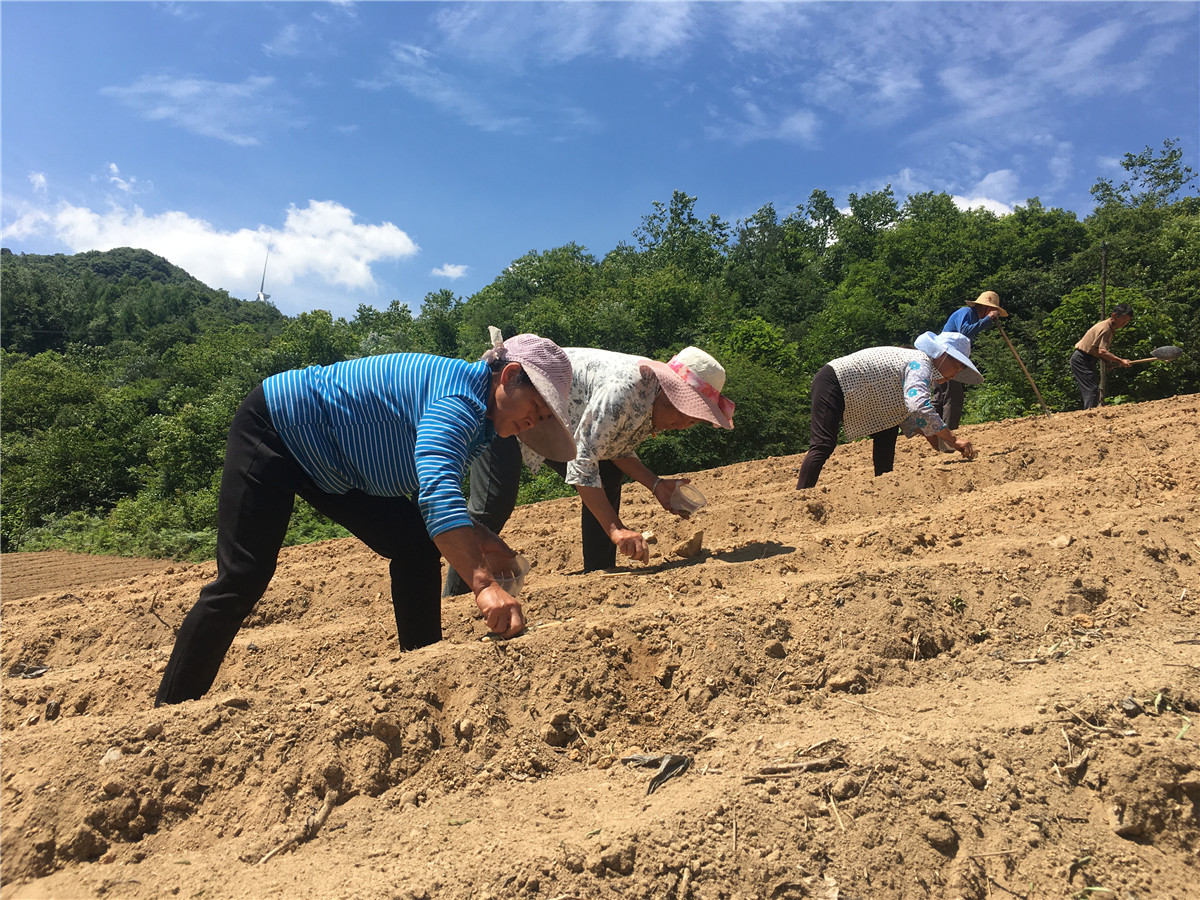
[434,526,525,638]
[611,456,689,513]
[574,484,649,563]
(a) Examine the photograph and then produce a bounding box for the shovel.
[1129,345,1183,364]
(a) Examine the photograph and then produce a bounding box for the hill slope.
[2,396,1198,899]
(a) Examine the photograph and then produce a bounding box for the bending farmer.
[444,346,735,592]
[155,330,574,706]
[932,290,1006,430]
[796,331,982,489]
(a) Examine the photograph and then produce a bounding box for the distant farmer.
[1070,303,1133,409]
[932,290,1007,429]
[155,329,575,706]
[795,332,981,489]
[443,346,735,593]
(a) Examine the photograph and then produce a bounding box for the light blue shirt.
[263,354,496,539]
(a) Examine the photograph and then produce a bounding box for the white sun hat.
[637,346,735,430]
[914,331,983,385]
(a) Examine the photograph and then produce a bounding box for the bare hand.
[956,438,977,461]
[477,585,525,638]
[612,528,649,563]
[1118,358,1132,368]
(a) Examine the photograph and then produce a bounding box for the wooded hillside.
[2,140,1197,558]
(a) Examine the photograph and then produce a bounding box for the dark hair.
[1112,303,1134,319]
[487,357,533,388]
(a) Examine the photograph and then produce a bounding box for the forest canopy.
[2,139,1197,559]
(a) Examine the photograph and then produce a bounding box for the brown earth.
[2,395,1198,900]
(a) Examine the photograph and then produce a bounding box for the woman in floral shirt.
[795,331,981,489]
[444,346,735,591]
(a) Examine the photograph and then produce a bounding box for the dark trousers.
[155,385,442,706]
[1071,349,1101,409]
[442,436,625,595]
[931,379,965,430]
[797,365,899,489]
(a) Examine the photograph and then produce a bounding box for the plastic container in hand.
[486,552,530,597]
[669,484,707,518]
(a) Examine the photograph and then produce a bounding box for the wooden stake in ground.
[996,321,1051,416]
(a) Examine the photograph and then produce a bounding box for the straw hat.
[967,290,1008,317]
[637,347,735,430]
[482,327,576,461]
[914,331,983,385]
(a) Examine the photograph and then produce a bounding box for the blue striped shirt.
[263,354,496,539]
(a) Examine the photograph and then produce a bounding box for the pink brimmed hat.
[638,347,735,430]
[482,327,576,461]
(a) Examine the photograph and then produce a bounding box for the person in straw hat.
[795,331,981,489]
[443,345,735,592]
[931,290,1007,431]
[156,328,574,706]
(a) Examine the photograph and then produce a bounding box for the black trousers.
[1071,349,1101,409]
[155,385,443,706]
[797,365,898,489]
[442,435,625,596]
[931,379,965,430]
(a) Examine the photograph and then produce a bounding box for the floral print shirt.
[521,348,658,488]
[898,356,949,438]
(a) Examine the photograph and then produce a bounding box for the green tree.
[352,300,419,356]
[415,289,464,357]
[634,190,730,282]
[1090,138,1199,208]
[1036,286,1177,409]
[266,309,358,372]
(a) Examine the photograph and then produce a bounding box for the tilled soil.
[2,395,1198,900]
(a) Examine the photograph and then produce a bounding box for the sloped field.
[2,396,1198,899]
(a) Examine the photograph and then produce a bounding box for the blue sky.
[3,1,1197,319]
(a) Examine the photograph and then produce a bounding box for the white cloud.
[431,263,468,280]
[0,207,51,241]
[777,110,820,144]
[704,100,820,147]
[432,2,693,67]
[972,169,1020,203]
[105,162,141,194]
[723,2,812,56]
[101,74,297,146]
[263,23,302,58]
[951,195,1014,217]
[861,166,1015,215]
[29,172,47,193]
[611,3,695,61]
[11,199,418,299]
[363,43,530,133]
